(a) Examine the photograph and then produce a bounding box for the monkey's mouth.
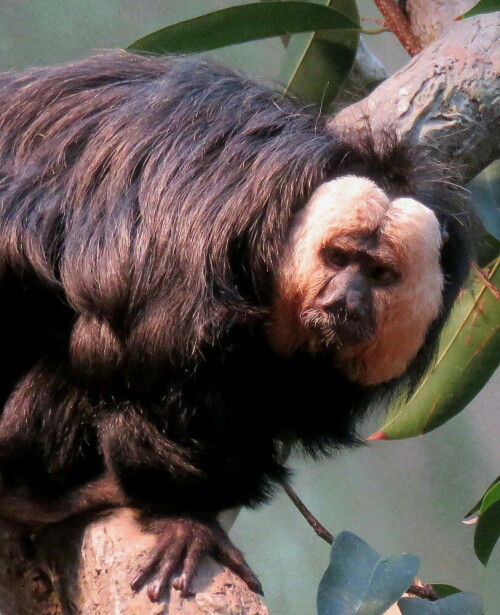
[300,308,374,348]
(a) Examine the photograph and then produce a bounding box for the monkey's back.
[0,52,470,514]
[0,52,357,505]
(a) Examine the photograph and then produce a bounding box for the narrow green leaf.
[431,584,462,598]
[464,476,500,519]
[476,232,500,267]
[474,499,500,565]
[375,258,500,439]
[399,593,483,615]
[317,531,419,615]
[128,2,359,55]
[279,0,360,107]
[460,0,500,19]
[479,480,500,514]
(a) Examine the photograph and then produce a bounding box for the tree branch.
[0,510,268,615]
[281,482,334,544]
[372,0,422,55]
[405,0,477,46]
[331,13,500,182]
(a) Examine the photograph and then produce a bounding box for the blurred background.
[0,1,498,614]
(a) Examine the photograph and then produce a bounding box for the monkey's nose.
[323,297,346,316]
[345,293,372,323]
[323,295,370,323]
[323,296,374,343]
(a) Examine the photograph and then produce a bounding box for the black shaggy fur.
[0,52,470,529]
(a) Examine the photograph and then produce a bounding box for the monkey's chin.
[300,310,374,353]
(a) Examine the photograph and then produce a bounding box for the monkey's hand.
[130,517,263,601]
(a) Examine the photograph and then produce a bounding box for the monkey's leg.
[130,516,262,601]
[0,473,125,525]
[98,410,264,601]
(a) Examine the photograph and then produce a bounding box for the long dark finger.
[171,538,207,598]
[147,542,185,602]
[215,543,264,596]
[130,537,175,592]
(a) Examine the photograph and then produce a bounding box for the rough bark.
[0,510,268,615]
[331,13,500,182]
[406,0,477,46]
[39,509,267,615]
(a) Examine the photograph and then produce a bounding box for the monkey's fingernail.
[146,582,162,602]
[248,579,264,596]
[171,575,194,598]
[130,576,142,592]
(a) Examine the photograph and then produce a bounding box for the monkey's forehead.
[301,176,441,250]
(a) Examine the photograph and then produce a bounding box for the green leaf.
[476,232,500,267]
[460,0,500,19]
[374,258,500,439]
[431,584,462,598]
[468,160,500,241]
[317,531,419,615]
[128,2,359,55]
[464,475,500,519]
[278,0,360,107]
[479,479,500,514]
[398,593,483,615]
[474,499,500,564]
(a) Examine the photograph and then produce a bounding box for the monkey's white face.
[268,176,444,386]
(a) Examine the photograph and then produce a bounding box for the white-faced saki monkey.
[0,52,471,600]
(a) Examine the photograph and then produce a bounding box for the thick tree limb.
[406,0,477,46]
[40,510,267,615]
[0,511,268,615]
[332,14,500,182]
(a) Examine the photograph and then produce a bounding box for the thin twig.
[361,16,386,27]
[281,482,333,544]
[473,262,500,300]
[371,0,421,56]
[282,483,440,603]
[406,582,440,601]
[361,27,391,35]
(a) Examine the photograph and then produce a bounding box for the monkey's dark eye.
[323,247,350,269]
[367,265,399,286]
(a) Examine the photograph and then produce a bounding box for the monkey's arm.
[96,409,263,601]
